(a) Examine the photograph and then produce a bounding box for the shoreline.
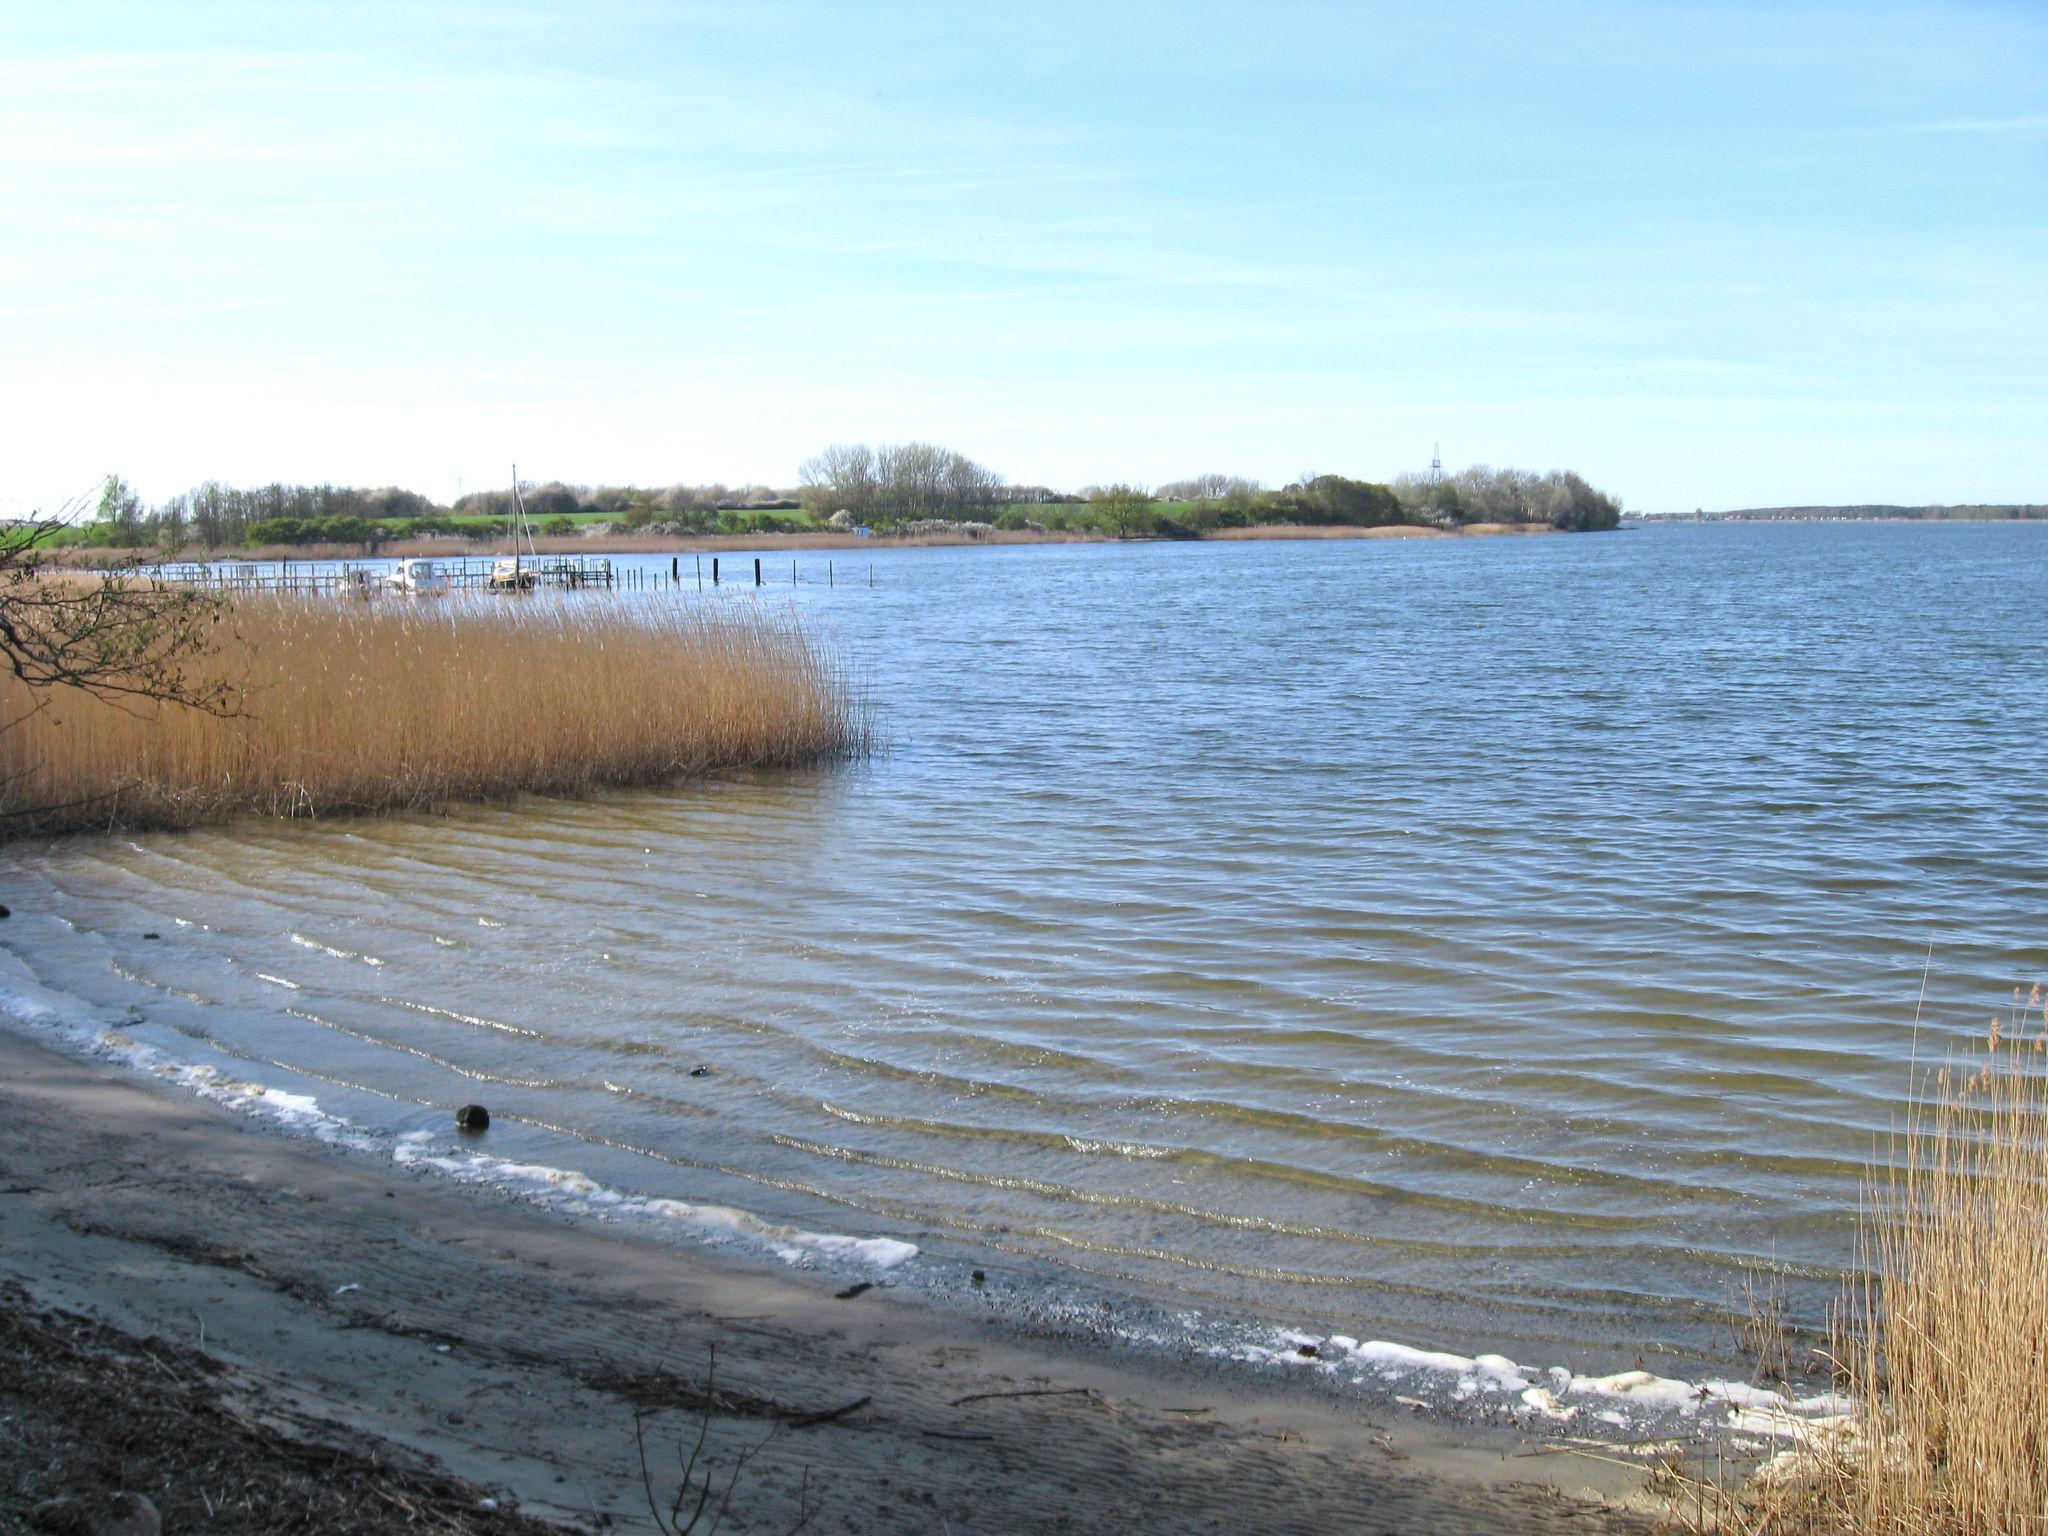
[0,1022,1664,1534]
[53,521,1560,567]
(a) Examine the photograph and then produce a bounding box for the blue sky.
[2,1,2042,514]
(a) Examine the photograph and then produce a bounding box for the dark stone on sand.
[0,904,11,919]
[970,1270,986,1285]
[688,1064,711,1077]
[142,932,161,940]
[834,1281,873,1300]
[1296,1344,1320,1359]
[34,1492,163,1536]
[454,1104,491,1133]
[96,1492,161,1536]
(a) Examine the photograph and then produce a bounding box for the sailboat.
[488,464,541,591]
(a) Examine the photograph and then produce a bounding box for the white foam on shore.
[0,963,375,1150]
[392,1132,918,1269]
[1192,1324,1852,1439]
[0,952,916,1278]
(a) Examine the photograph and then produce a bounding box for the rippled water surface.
[9,524,2046,1369]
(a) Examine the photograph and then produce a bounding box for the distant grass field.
[422,510,817,531]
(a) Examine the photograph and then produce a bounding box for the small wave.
[291,933,357,961]
[383,998,545,1039]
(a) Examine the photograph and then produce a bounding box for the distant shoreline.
[1627,506,2045,524]
[56,520,1564,567]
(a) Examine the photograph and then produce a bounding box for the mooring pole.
[791,558,797,585]
[754,557,761,587]
[828,560,834,588]
[696,555,703,591]
[713,557,720,585]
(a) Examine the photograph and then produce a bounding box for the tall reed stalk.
[0,591,865,837]
[1697,989,2048,1534]
[1832,989,2048,1534]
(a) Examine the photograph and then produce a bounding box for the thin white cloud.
[1861,113,2048,137]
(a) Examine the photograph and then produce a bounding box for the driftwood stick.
[786,1394,872,1429]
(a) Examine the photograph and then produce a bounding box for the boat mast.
[509,462,538,560]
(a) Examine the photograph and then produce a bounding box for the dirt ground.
[0,1288,574,1535]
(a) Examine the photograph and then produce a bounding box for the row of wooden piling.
[670,556,874,589]
[147,557,877,595]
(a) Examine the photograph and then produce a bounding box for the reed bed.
[1683,990,2048,1534]
[0,591,866,837]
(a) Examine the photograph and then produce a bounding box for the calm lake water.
[7,523,2046,1375]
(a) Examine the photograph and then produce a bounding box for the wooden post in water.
[791,558,797,585]
[695,555,703,591]
[828,560,834,588]
[712,557,720,585]
[671,556,678,584]
[753,557,761,587]
[869,563,874,587]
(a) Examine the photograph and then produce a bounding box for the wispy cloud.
[1863,113,2048,137]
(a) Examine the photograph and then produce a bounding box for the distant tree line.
[797,442,1006,522]
[70,476,820,549]
[82,478,444,548]
[1679,504,2048,522]
[67,452,1621,549]
[1390,465,1623,532]
[1020,464,1621,537]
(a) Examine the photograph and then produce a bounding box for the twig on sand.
[1530,1443,1655,1473]
[785,1395,871,1430]
[948,1387,1101,1409]
[632,1344,819,1536]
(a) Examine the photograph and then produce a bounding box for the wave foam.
[1207,1324,1850,1438]
[392,1132,917,1269]
[0,953,917,1280]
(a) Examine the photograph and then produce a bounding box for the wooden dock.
[149,556,621,594]
[145,554,876,596]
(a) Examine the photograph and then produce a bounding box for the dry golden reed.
[1831,990,2048,1535]
[1680,988,2048,1535]
[0,591,865,837]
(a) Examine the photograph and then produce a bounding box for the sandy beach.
[0,1026,1661,1534]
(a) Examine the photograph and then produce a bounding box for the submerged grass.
[1678,988,2048,1534]
[0,590,866,837]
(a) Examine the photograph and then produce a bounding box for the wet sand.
[0,1028,1659,1534]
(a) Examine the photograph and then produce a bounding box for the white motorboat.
[384,558,451,595]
